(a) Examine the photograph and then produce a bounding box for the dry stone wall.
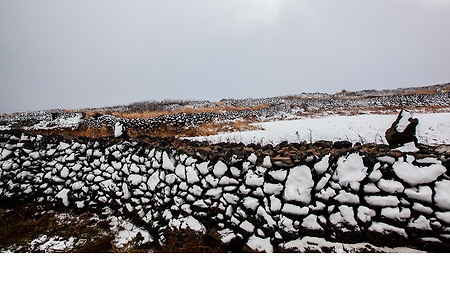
[1,131,450,252]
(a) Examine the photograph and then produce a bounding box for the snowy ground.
[189,112,450,145]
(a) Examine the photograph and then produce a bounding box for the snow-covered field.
[189,112,450,145]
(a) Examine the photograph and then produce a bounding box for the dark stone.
[313,140,333,148]
[385,109,419,148]
[332,141,352,149]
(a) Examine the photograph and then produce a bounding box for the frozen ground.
[189,112,450,145]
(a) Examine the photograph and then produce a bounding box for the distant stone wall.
[1,131,450,252]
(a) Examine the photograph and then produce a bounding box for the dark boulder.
[385,109,419,148]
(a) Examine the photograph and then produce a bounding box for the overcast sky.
[1,0,450,113]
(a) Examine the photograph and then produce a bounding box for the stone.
[385,109,419,148]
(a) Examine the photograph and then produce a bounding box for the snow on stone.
[213,160,228,178]
[109,216,153,248]
[364,195,399,207]
[75,201,85,209]
[29,152,40,159]
[434,180,450,210]
[56,188,70,206]
[394,142,419,153]
[114,122,124,138]
[416,157,441,164]
[128,174,143,186]
[186,166,200,184]
[218,176,239,186]
[363,183,381,193]
[357,206,376,223]
[71,181,84,190]
[243,197,260,211]
[100,179,117,192]
[268,169,287,182]
[301,214,323,231]
[205,174,219,187]
[396,110,413,133]
[408,216,432,231]
[380,207,411,222]
[247,235,273,253]
[230,166,240,177]
[0,149,12,160]
[130,163,140,174]
[377,179,404,193]
[165,174,178,185]
[330,205,358,228]
[263,183,283,196]
[283,165,313,205]
[335,153,367,191]
[334,190,360,205]
[315,187,336,201]
[60,167,69,178]
[262,156,272,168]
[217,229,236,244]
[404,186,433,203]
[377,156,395,164]
[315,173,331,191]
[278,216,297,233]
[30,235,75,252]
[175,164,186,180]
[393,158,446,186]
[411,203,433,215]
[196,162,210,175]
[314,154,330,174]
[257,206,276,228]
[435,212,450,225]
[223,193,239,205]
[162,152,176,171]
[281,203,309,216]
[269,196,282,212]
[245,170,264,187]
[240,220,255,233]
[193,199,208,209]
[368,222,407,238]
[57,142,71,151]
[170,216,206,233]
[248,153,257,164]
[122,183,131,199]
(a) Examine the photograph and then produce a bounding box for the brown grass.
[36,125,113,139]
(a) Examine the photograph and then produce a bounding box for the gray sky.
[1,0,450,113]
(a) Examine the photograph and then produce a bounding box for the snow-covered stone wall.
[1,131,450,252]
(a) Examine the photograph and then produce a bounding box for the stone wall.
[1,131,450,252]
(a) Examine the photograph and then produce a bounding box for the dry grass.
[36,126,113,139]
